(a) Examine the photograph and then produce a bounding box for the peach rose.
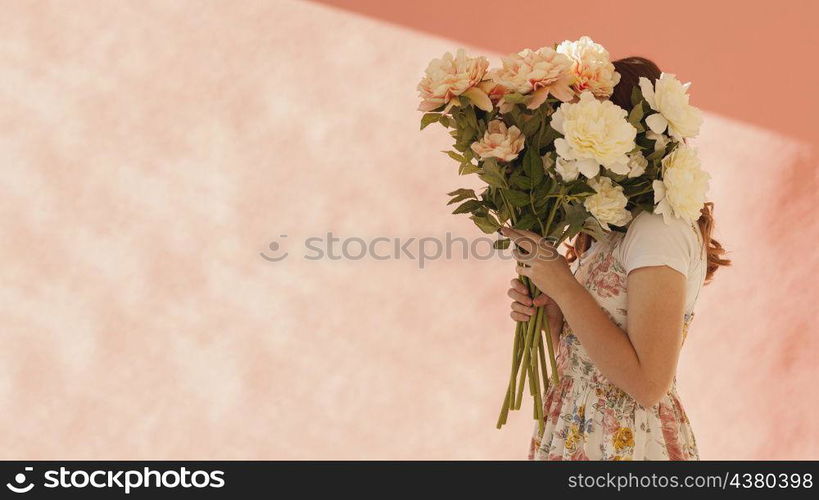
[417,49,492,113]
[556,36,621,98]
[470,120,525,162]
[489,47,575,110]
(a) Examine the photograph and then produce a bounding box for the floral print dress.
[528,231,699,461]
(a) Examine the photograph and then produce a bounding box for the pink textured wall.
[0,0,816,459]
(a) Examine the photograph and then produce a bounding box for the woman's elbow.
[631,379,673,408]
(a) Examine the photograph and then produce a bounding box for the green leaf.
[509,171,531,190]
[554,226,579,246]
[630,85,643,108]
[628,101,644,127]
[505,107,523,129]
[452,199,483,215]
[504,189,530,207]
[563,202,589,233]
[439,115,450,128]
[446,188,477,198]
[496,203,510,225]
[420,113,441,130]
[463,148,475,163]
[444,150,465,162]
[532,176,555,208]
[464,106,479,130]
[581,216,609,241]
[459,162,480,175]
[523,147,543,186]
[521,111,542,137]
[504,93,525,104]
[513,213,538,231]
[446,188,478,205]
[493,238,511,250]
[471,214,501,234]
[478,158,508,189]
[538,124,561,147]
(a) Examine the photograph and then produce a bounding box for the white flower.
[645,130,670,152]
[584,176,632,229]
[626,151,648,178]
[555,157,579,182]
[490,47,575,109]
[470,120,525,162]
[556,36,621,98]
[639,73,703,140]
[653,145,710,224]
[417,49,492,113]
[551,91,637,178]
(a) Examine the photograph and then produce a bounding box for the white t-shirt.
[612,211,707,314]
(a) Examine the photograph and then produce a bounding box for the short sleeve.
[617,211,700,278]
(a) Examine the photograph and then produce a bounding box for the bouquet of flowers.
[417,36,709,434]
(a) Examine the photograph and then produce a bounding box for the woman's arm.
[501,227,686,408]
[552,266,685,407]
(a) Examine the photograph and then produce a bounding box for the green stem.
[544,188,563,238]
[530,307,545,431]
[543,315,560,385]
[496,389,510,429]
[507,322,523,408]
[536,332,549,437]
[537,330,549,394]
[498,189,518,226]
[499,318,527,427]
[515,298,538,405]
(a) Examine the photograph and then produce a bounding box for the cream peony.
[645,130,670,152]
[584,176,632,229]
[556,36,621,98]
[490,47,575,110]
[639,73,703,140]
[551,91,637,178]
[417,49,492,113]
[555,157,579,182]
[470,120,525,162]
[653,145,710,224]
[626,151,648,178]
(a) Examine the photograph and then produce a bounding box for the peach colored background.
[0,0,817,459]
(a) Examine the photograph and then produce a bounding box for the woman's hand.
[507,278,564,341]
[500,227,578,301]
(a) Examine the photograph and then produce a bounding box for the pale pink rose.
[470,120,525,162]
[556,36,621,98]
[477,79,508,105]
[489,47,575,110]
[417,48,492,113]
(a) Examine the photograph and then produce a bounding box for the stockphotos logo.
[6,467,35,493]
[5,466,225,494]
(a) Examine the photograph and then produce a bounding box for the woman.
[502,57,730,461]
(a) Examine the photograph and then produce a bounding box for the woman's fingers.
[511,301,535,316]
[533,293,554,307]
[510,311,530,322]
[507,287,532,306]
[509,278,529,294]
[500,227,537,254]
